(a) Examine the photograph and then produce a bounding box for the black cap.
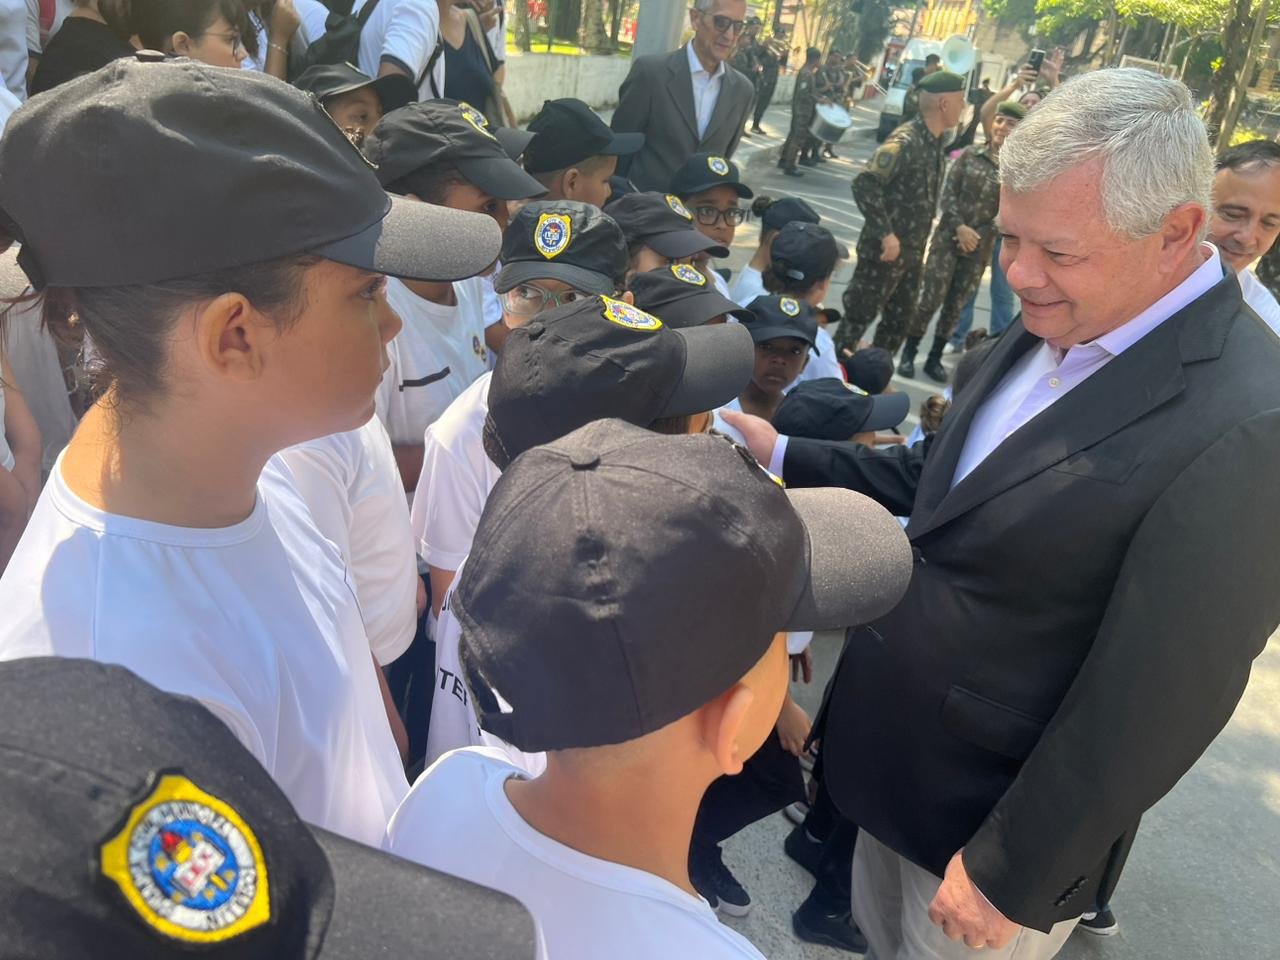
[846,346,894,395]
[0,657,537,959]
[455,419,913,752]
[494,201,627,296]
[292,61,417,115]
[773,377,910,440]
[523,98,644,173]
[743,295,820,350]
[627,263,754,327]
[365,99,548,200]
[770,221,842,285]
[668,152,754,199]
[607,175,638,204]
[0,57,502,289]
[484,295,754,466]
[760,196,821,232]
[604,192,730,259]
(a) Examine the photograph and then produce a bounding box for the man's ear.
[1159,202,1206,273]
[697,682,755,775]
[194,293,272,384]
[169,31,192,56]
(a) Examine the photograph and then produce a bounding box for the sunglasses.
[700,13,747,35]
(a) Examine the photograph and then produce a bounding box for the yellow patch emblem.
[707,156,730,176]
[534,213,572,259]
[99,774,270,944]
[665,194,693,220]
[458,102,497,140]
[671,263,707,286]
[601,296,663,331]
[780,297,802,317]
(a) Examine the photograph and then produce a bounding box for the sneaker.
[784,800,810,825]
[751,124,765,134]
[793,900,869,954]
[687,845,719,911]
[783,824,823,877]
[1079,906,1119,936]
[707,846,752,917]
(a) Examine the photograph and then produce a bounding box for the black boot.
[793,899,868,953]
[783,166,805,177]
[923,336,949,383]
[897,335,921,378]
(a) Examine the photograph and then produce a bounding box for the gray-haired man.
[726,68,1280,959]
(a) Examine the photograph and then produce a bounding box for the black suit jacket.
[610,46,755,192]
[784,274,1280,931]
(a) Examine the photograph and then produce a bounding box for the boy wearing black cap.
[364,99,547,492]
[419,294,755,771]
[669,152,754,299]
[604,191,730,281]
[725,295,819,423]
[628,263,754,327]
[387,419,912,960]
[522,98,645,209]
[733,194,822,306]
[293,62,418,146]
[761,220,849,385]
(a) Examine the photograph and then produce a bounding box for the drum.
[810,102,853,143]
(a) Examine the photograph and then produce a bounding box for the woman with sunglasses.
[132,0,249,68]
[669,152,753,300]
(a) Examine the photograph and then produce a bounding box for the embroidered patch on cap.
[601,296,663,331]
[534,213,572,259]
[99,773,270,944]
[665,195,693,220]
[843,382,869,396]
[780,297,801,317]
[671,263,707,286]
[707,156,730,176]
[458,102,497,140]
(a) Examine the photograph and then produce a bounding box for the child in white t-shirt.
[363,99,547,493]
[732,194,823,307]
[0,61,502,843]
[669,152,754,301]
[387,418,912,960]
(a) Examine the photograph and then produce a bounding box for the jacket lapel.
[666,47,699,141]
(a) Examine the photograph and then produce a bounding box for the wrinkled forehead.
[701,0,747,17]
[998,163,1111,243]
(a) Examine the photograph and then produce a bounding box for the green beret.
[996,101,1027,120]
[917,70,965,94]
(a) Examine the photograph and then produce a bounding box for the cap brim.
[647,230,730,260]
[675,179,755,199]
[783,488,912,631]
[312,827,538,959]
[494,260,616,296]
[496,127,538,161]
[465,154,549,200]
[603,130,646,156]
[662,322,755,416]
[316,194,502,282]
[859,390,911,432]
[835,239,851,259]
[652,290,755,329]
[746,324,817,349]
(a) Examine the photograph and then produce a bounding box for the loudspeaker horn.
[941,35,976,76]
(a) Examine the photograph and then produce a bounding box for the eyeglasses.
[200,30,245,54]
[499,284,589,317]
[692,205,745,227]
[700,13,747,35]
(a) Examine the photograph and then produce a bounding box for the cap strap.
[460,644,518,743]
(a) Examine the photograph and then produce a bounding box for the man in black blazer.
[610,0,756,192]
[725,69,1280,959]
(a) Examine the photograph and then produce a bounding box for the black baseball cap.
[627,263,754,327]
[523,98,644,173]
[743,294,820,350]
[455,419,913,752]
[0,657,537,959]
[494,201,627,296]
[483,295,754,466]
[365,99,547,200]
[604,192,730,259]
[773,377,910,440]
[770,221,844,285]
[668,152,754,199]
[607,175,638,204]
[760,196,821,232]
[846,346,894,394]
[292,61,417,115]
[0,56,502,289]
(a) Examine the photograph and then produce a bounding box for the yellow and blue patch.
[665,194,693,220]
[458,102,497,140]
[671,263,707,286]
[780,297,802,317]
[534,213,572,259]
[601,296,663,331]
[707,156,730,176]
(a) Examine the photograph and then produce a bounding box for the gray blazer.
[611,46,755,192]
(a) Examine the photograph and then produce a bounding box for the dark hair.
[1216,139,1280,174]
[132,0,251,53]
[761,263,820,296]
[385,165,470,205]
[919,395,948,435]
[806,47,822,64]
[911,67,925,84]
[18,255,318,412]
[924,53,940,67]
[648,414,693,435]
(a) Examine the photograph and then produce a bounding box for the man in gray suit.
[611,0,756,192]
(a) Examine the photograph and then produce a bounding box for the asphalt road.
[708,99,1280,960]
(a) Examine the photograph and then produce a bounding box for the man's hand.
[718,410,779,467]
[880,233,901,262]
[775,695,812,757]
[927,851,1020,949]
[954,224,981,254]
[851,431,906,447]
[1015,64,1039,86]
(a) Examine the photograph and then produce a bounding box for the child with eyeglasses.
[669,152,753,300]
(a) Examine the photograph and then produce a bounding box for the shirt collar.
[687,41,726,80]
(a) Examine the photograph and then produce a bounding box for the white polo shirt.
[0,454,408,846]
[354,0,446,101]
[386,747,768,960]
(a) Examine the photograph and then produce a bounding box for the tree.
[579,0,613,52]
[514,0,533,53]
[1206,0,1258,141]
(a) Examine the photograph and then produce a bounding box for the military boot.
[923,336,949,383]
[897,335,921,378]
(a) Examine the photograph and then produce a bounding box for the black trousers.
[692,729,805,849]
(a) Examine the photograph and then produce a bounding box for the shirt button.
[1049,377,1061,388]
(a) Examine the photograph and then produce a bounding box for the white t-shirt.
[0,291,74,473]
[1,0,26,100]
[0,455,408,846]
[24,0,71,54]
[409,370,501,570]
[1240,266,1280,335]
[386,748,768,960]
[794,324,844,385]
[731,265,765,307]
[377,276,495,448]
[0,377,12,472]
[355,0,446,101]
[276,417,417,666]
[242,0,329,72]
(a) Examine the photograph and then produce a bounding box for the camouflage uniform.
[753,42,781,127]
[809,63,845,157]
[836,116,946,353]
[901,83,921,123]
[781,67,818,171]
[731,39,758,82]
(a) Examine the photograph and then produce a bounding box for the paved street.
[704,99,1280,960]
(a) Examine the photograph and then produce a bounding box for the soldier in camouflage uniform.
[899,101,1025,382]
[836,71,967,354]
[780,48,823,177]
[809,50,846,161]
[751,35,783,133]
[731,18,763,91]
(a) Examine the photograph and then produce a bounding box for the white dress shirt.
[1238,266,1280,335]
[687,42,725,139]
